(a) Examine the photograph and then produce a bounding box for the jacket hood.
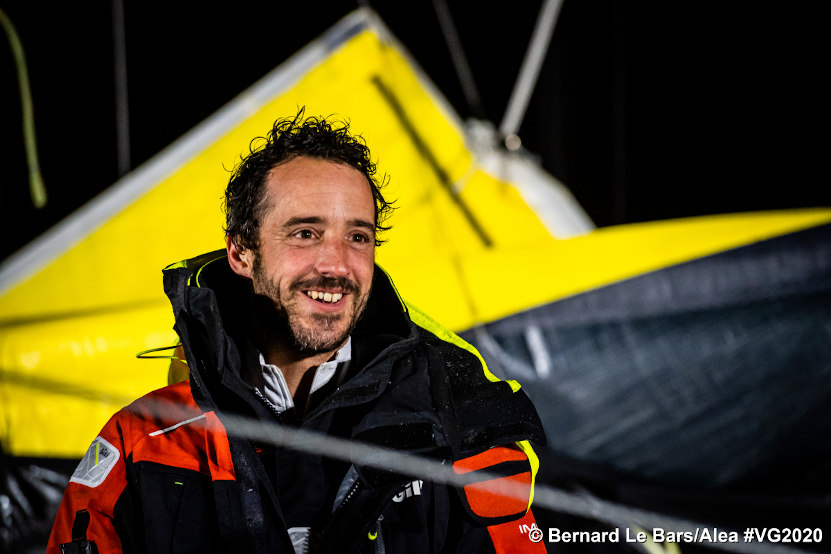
[161,249,415,413]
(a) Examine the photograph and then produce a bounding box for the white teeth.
[305,290,343,303]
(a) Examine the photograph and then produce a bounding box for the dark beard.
[251,259,366,355]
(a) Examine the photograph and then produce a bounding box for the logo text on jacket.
[392,479,424,502]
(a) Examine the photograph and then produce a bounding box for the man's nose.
[315,237,350,277]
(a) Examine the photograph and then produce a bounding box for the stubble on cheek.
[250,261,368,354]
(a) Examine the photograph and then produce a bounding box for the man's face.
[246,156,376,354]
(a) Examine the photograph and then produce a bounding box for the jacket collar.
[162,249,417,415]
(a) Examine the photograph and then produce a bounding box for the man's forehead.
[262,157,375,221]
[265,158,371,193]
[266,156,364,180]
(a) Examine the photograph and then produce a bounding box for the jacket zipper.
[318,478,361,545]
[253,388,284,420]
[373,514,385,554]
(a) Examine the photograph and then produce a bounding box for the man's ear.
[226,235,254,279]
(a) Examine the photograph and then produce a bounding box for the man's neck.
[257,338,344,398]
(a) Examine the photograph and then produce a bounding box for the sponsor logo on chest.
[392,479,424,503]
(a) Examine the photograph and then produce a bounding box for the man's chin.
[289,316,351,354]
[291,332,349,355]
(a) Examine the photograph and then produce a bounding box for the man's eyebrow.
[282,216,375,232]
[350,219,375,231]
[282,216,325,228]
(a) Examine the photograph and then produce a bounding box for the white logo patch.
[392,479,423,503]
[70,436,120,488]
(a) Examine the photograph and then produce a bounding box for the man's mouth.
[304,290,344,304]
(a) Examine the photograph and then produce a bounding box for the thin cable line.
[1,371,811,554]
[0,6,47,208]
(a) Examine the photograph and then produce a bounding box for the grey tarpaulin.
[463,223,831,488]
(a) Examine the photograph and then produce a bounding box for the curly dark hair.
[224,108,393,250]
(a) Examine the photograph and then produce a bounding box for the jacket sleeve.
[47,410,135,554]
[451,444,547,553]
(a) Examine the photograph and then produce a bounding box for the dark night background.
[1,1,828,265]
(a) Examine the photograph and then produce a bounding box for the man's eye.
[351,233,370,243]
[294,229,314,239]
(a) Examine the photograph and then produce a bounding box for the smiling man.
[48,111,546,553]
[228,154,379,415]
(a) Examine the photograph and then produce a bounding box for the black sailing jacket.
[49,250,547,553]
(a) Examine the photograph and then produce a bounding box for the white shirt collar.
[258,337,352,413]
